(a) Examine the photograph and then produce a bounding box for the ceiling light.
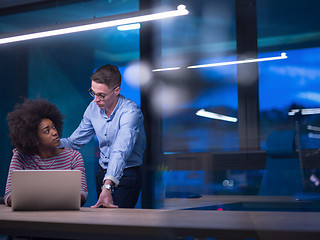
[301,108,320,115]
[0,5,188,45]
[117,23,141,31]
[196,109,237,122]
[152,67,181,72]
[153,53,287,72]
[188,52,287,69]
[288,108,320,116]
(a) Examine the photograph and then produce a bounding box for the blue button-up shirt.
[60,95,146,186]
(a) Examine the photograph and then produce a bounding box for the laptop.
[11,170,81,211]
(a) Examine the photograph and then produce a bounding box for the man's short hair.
[91,64,121,88]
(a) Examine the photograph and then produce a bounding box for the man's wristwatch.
[101,184,114,193]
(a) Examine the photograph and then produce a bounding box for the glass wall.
[156,0,245,205]
[257,0,320,197]
[160,0,238,153]
[258,0,320,149]
[157,0,320,209]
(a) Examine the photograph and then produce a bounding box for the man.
[60,64,146,208]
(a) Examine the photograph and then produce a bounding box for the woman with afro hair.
[4,98,88,207]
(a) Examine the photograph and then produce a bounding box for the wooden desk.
[1,202,320,240]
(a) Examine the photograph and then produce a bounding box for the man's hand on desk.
[91,181,118,208]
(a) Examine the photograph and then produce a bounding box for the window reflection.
[161,0,238,153]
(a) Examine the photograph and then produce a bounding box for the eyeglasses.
[88,86,118,101]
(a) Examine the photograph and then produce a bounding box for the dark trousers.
[96,165,142,208]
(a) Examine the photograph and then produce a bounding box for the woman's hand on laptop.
[7,196,12,207]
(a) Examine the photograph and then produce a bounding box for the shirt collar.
[100,94,124,119]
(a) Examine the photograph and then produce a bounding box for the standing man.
[60,64,146,208]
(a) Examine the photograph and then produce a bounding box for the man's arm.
[103,107,143,186]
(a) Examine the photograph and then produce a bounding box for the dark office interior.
[1,0,320,239]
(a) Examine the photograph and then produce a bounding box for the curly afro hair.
[7,99,64,155]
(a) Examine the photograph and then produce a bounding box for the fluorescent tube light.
[0,5,188,45]
[153,53,287,72]
[152,67,181,72]
[289,108,320,116]
[188,52,287,69]
[288,109,300,116]
[196,109,237,122]
[301,108,320,115]
[117,23,141,31]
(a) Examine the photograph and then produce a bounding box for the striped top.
[4,148,88,206]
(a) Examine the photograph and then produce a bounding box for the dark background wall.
[0,38,98,206]
[0,44,28,197]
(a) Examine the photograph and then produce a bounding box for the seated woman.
[4,98,88,207]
